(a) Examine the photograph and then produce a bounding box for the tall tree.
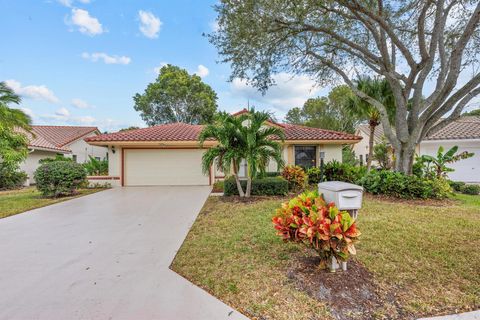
[210,0,480,173]
[0,82,32,167]
[346,77,395,170]
[285,85,360,133]
[463,108,480,116]
[133,64,218,126]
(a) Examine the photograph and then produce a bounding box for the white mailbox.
[318,181,363,218]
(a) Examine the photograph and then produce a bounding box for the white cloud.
[82,52,131,65]
[230,73,323,114]
[69,8,103,36]
[20,107,35,118]
[55,107,70,117]
[195,65,209,78]
[57,0,90,7]
[153,62,168,74]
[138,10,162,39]
[71,98,94,109]
[5,79,59,104]
[209,20,219,32]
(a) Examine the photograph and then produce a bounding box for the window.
[72,155,77,163]
[95,157,101,161]
[295,146,316,168]
[359,154,363,165]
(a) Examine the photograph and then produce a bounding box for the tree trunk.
[232,159,245,197]
[245,162,252,197]
[366,124,376,171]
[393,143,416,174]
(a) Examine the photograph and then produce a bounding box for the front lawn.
[0,187,105,219]
[171,195,480,320]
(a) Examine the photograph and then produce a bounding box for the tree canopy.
[133,64,218,126]
[210,0,480,173]
[463,108,480,116]
[285,85,360,133]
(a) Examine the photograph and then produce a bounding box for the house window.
[359,154,363,165]
[295,146,316,168]
[72,155,77,163]
[95,157,101,161]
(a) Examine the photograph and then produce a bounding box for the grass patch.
[451,193,480,208]
[172,195,480,320]
[0,187,105,219]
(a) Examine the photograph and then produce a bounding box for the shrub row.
[224,176,288,196]
[449,181,480,195]
[0,164,27,190]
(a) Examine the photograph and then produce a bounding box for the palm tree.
[347,77,395,171]
[237,109,285,197]
[0,81,32,167]
[199,112,247,197]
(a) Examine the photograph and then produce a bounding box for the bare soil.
[287,255,410,320]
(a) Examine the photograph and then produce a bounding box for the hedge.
[224,176,288,196]
[34,161,87,197]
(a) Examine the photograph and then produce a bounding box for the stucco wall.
[20,150,57,184]
[64,132,108,163]
[352,130,370,165]
[107,146,121,177]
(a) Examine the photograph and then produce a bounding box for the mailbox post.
[318,181,364,272]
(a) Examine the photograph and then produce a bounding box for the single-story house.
[85,110,361,187]
[353,116,480,183]
[20,125,108,185]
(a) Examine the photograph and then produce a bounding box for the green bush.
[324,160,366,183]
[224,177,288,196]
[461,184,480,195]
[0,164,27,190]
[448,180,466,192]
[358,170,451,199]
[84,156,108,175]
[262,171,282,178]
[34,161,87,197]
[306,167,322,184]
[212,180,224,193]
[39,155,73,164]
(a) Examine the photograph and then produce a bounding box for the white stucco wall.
[20,150,58,184]
[64,132,108,164]
[418,139,480,183]
[352,130,370,165]
[319,144,343,163]
[107,146,121,177]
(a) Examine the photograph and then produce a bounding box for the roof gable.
[28,125,98,152]
[426,116,480,140]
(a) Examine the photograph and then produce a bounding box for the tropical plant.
[342,146,358,166]
[0,81,32,168]
[282,165,307,191]
[199,112,247,196]
[272,190,361,269]
[83,156,108,175]
[0,163,27,190]
[372,138,392,170]
[324,160,366,184]
[133,64,217,125]
[306,167,322,185]
[416,146,474,179]
[237,109,285,196]
[34,161,87,198]
[346,77,395,171]
[39,154,73,164]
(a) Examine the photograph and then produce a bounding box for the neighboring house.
[85,110,362,187]
[20,126,108,185]
[353,116,480,183]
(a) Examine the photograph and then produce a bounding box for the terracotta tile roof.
[27,125,98,152]
[86,122,360,143]
[425,116,480,140]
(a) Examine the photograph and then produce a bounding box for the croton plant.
[272,190,361,269]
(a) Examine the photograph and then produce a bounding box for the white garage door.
[124,149,209,186]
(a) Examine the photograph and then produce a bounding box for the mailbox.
[318,181,363,218]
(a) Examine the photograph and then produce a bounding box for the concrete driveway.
[0,186,248,320]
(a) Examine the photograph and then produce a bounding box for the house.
[20,126,108,185]
[353,116,480,183]
[85,110,361,187]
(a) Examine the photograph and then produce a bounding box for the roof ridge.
[286,123,357,136]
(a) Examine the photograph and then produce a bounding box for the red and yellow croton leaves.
[272,190,361,264]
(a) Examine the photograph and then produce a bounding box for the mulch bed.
[364,193,457,207]
[287,255,410,320]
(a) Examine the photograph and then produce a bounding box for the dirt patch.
[364,193,456,207]
[287,255,409,320]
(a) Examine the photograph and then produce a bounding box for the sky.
[0,0,326,132]
[1,1,478,132]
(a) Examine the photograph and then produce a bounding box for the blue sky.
[0,0,325,131]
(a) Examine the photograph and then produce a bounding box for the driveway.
[0,186,248,320]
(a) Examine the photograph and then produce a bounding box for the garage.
[123,149,210,186]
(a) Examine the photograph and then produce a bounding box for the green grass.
[451,193,480,208]
[171,195,480,320]
[0,187,105,219]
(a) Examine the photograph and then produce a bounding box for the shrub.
[306,167,322,184]
[39,155,73,164]
[323,160,365,183]
[0,164,27,190]
[448,180,466,192]
[212,180,224,193]
[272,190,361,269]
[262,171,282,178]
[34,161,87,197]
[282,165,307,191]
[461,184,480,195]
[358,170,452,199]
[84,156,108,175]
[224,177,288,196]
